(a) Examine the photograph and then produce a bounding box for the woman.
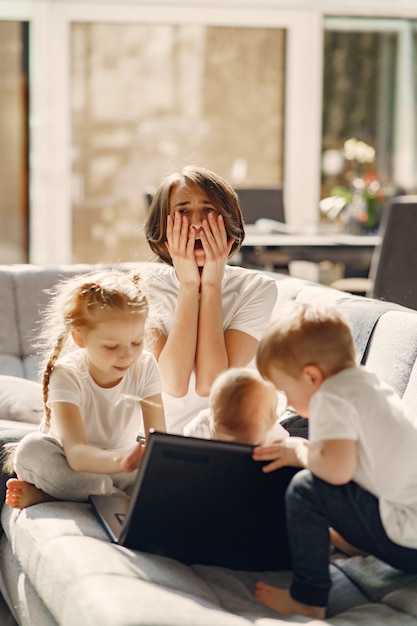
[144,165,278,433]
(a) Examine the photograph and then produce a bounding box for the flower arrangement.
[343,137,375,166]
[329,138,383,231]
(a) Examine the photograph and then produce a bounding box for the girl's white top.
[45,349,161,454]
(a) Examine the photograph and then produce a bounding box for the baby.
[184,367,289,445]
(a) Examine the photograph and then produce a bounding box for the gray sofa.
[1,261,417,626]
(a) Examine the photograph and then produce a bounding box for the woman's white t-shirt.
[310,366,417,548]
[45,349,162,454]
[147,264,278,434]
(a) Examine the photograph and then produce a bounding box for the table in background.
[236,230,382,275]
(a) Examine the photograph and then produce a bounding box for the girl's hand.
[200,213,234,285]
[165,213,200,285]
[120,440,146,473]
[252,437,308,473]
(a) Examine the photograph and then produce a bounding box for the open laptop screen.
[92,432,298,571]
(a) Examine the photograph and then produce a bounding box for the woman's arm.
[53,402,145,474]
[153,282,199,397]
[253,438,357,485]
[195,212,236,395]
[195,318,259,396]
[152,213,200,397]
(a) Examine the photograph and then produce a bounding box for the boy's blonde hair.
[257,301,357,380]
[145,165,245,265]
[209,368,276,439]
[37,269,148,431]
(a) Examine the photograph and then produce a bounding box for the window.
[70,23,285,262]
[321,18,417,228]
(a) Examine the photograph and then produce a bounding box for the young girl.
[5,269,166,509]
[145,165,278,434]
[252,301,417,620]
[184,367,289,445]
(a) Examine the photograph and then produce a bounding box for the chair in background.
[234,187,285,225]
[331,195,417,310]
[234,187,289,271]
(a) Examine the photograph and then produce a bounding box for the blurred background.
[1,0,416,265]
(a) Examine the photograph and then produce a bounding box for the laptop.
[90,431,298,571]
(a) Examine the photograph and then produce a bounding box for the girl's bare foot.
[5,478,56,509]
[255,581,325,620]
[329,527,369,557]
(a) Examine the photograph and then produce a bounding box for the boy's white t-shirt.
[184,407,290,443]
[45,349,162,454]
[310,366,417,548]
[147,264,278,434]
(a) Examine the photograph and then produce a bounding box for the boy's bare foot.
[329,527,369,557]
[255,581,325,620]
[5,478,56,509]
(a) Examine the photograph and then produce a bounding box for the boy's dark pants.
[286,469,417,607]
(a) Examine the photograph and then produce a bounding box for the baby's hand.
[252,437,308,473]
[121,440,146,473]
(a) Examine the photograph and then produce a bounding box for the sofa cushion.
[1,504,274,626]
[0,376,42,425]
[3,501,417,626]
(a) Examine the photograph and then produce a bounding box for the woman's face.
[169,182,220,267]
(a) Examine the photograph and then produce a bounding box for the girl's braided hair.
[36,269,148,432]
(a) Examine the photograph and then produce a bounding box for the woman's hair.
[209,367,276,438]
[256,301,357,380]
[145,165,245,265]
[37,269,148,431]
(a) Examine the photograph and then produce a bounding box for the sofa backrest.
[1,263,416,419]
[0,262,157,380]
[269,272,417,414]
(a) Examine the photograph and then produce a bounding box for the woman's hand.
[252,437,309,473]
[200,213,234,286]
[165,213,200,286]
